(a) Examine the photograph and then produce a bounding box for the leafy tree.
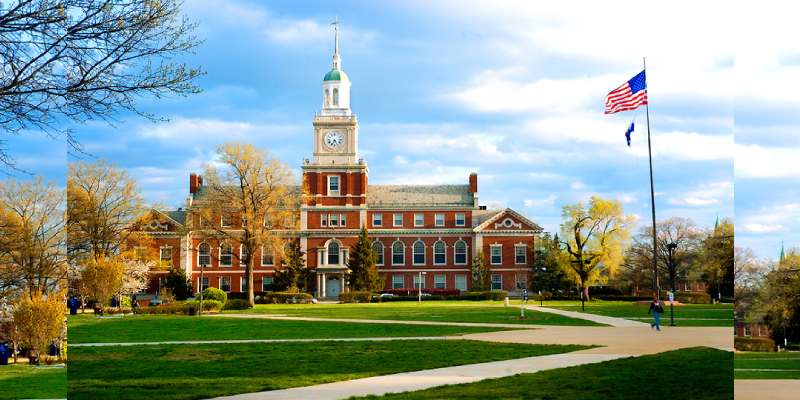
[471,251,490,291]
[79,257,123,305]
[0,0,202,169]
[560,196,633,309]
[702,219,734,300]
[756,249,800,344]
[12,289,66,364]
[274,240,306,293]
[163,267,192,301]
[734,247,769,323]
[347,228,382,292]
[531,233,571,294]
[0,178,67,301]
[192,142,299,306]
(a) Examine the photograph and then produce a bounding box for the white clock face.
[324,131,344,149]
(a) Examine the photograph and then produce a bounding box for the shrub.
[377,295,445,302]
[455,290,508,301]
[263,292,313,304]
[200,287,227,304]
[339,291,372,303]
[663,291,711,304]
[735,337,775,352]
[135,302,187,315]
[223,299,252,310]
[186,300,223,312]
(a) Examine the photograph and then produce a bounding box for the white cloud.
[668,181,732,207]
[570,181,587,190]
[138,118,303,143]
[735,144,800,179]
[524,195,557,208]
[741,223,785,234]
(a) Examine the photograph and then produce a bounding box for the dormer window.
[328,175,340,196]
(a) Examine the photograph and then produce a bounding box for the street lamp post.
[666,242,678,327]
[418,271,427,303]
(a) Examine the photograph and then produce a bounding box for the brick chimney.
[189,173,202,194]
[469,172,478,193]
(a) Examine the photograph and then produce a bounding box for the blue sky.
[16,0,797,259]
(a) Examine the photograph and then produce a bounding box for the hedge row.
[222,299,251,310]
[375,290,508,302]
[382,288,462,296]
[134,300,223,315]
[258,292,313,304]
[735,336,775,352]
[339,291,373,303]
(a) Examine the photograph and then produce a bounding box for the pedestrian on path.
[648,297,664,331]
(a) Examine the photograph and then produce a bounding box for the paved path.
[213,313,542,329]
[205,307,731,399]
[735,379,800,400]
[208,351,627,400]
[70,336,460,347]
[525,305,648,327]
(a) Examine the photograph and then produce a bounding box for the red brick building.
[137,28,542,299]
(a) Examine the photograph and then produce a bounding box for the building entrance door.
[326,277,341,299]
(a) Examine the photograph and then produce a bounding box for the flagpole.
[643,57,659,296]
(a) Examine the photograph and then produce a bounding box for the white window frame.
[433,240,446,265]
[413,273,426,289]
[261,245,274,266]
[220,276,231,292]
[160,246,172,266]
[329,213,339,227]
[373,240,384,266]
[454,240,468,265]
[412,240,426,265]
[491,274,502,290]
[198,242,211,267]
[392,274,404,289]
[434,274,446,289]
[219,243,233,267]
[372,213,382,227]
[393,213,403,227]
[490,244,502,265]
[515,244,527,265]
[455,213,466,227]
[340,214,346,227]
[434,213,445,227]
[199,276,209,291]
[220,213,233,228]
[262,276,274,292]
[392,240,405,266]
[240,245,249,266]
[321,213,328,227]
[515,273,527,290]
[327,241,341,265]
[455,274,467,291]
[240,276,248,292]
[327,175,340,196]
[414,213,424,227]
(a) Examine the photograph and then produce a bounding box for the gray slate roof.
[472,209,503,228]
[165,210,186,225]
[368,185,474,207]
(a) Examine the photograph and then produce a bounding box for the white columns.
[321,273,327,297]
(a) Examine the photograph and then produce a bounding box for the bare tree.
[0,0,203,168]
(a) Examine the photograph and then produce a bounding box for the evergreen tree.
[164,267,193,300]
[471,252,490,290]
[274,241,305,293]
[347,228,382,292]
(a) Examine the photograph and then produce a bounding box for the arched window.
[392,241,404,265]
[327,241,340,265]
[332,88,339,106]
[433,241,446,265]
[454,240,468,265]
[324,88,330,107]
[413,240,425,265]
[220,243,233,266]
[198,243,211,266]
[373,240,384,265]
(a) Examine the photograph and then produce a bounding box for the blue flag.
[625,121,634,146]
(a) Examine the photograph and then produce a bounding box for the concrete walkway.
[213,313,541,329]
[525,305,648,327]
[735,379,800,400]
[208,351,627,400]
[70,336,460,347]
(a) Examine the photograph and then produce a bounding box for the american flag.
[605,70,648,114]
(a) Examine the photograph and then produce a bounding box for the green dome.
[323,68,349,82]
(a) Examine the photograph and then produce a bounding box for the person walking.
[648,297,664,331]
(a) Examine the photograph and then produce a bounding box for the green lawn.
[545,300,733,326]
[68,340,590,400]
[0,363,67,400]
[352,347,733,400]
[68,314,510,344]
[735,352,800,379]
[226,301,602,326]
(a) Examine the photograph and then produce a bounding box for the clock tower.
[303,18,368,210]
